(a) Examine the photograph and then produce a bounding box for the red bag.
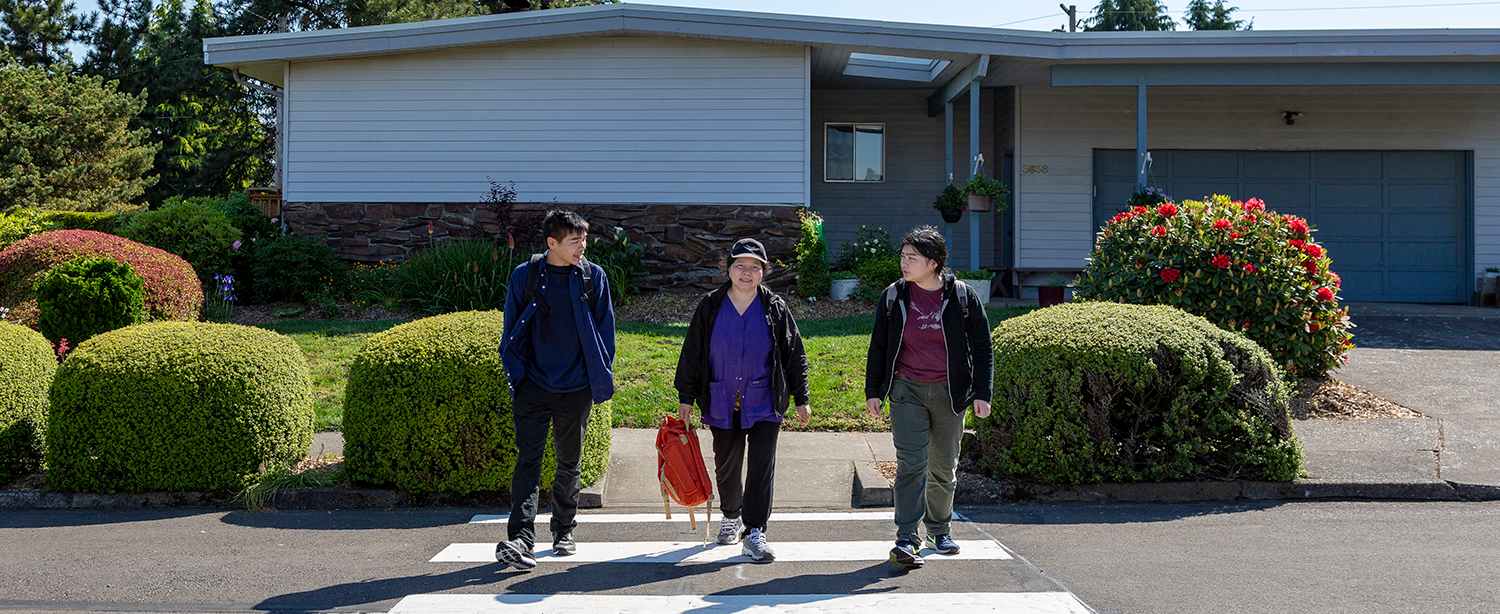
[656,415,714,542]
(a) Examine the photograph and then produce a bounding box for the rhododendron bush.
[1075,194,1352,377]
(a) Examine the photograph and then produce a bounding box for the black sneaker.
[889,539,925,568]
[552,532,576,556]
[495,539,537,570]
[924,534,961,555]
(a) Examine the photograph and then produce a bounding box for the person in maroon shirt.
[863,226,992,568]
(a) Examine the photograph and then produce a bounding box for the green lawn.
[263,307,1032,432]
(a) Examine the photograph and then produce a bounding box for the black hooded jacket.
[863,274,992,414]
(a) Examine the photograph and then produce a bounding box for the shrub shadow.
[958,499,1297,525]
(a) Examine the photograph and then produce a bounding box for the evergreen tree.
[80,0,152,80]
[1184,0,1251,30]
[0,0,93,67]
[1083,0,1177,31]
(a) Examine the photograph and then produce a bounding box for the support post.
[970,81,981,272]
[1136,79,1148,188]
[945,101,954,247]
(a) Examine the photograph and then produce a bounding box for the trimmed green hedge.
[0,322,54,484]
[0,230,202,328]
[46,322,314,492]
[34,256,145,345]
[343,310,612,494]
[977,302,1302,484]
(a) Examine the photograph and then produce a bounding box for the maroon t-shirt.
[894,284,948,383]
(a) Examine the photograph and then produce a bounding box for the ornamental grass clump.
[978,302,1302,484]
[1075,194,1352,377]
[342,311,611,494]
[0,230,202,328]
[0,322,55,484]
[46,322,314,492]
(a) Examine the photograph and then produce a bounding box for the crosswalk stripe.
[388,592,1092,614]
[430,540,1012,563]
[467,511,936,524]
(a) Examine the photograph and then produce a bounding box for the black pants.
[710,419,780,533]
[507,380,592,549]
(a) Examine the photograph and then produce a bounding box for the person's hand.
[795,404,811,427]
[973,400,992,419]
[865,398,884,418]
[678,403,693,425]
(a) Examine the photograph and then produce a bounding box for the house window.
[825,123,884,182]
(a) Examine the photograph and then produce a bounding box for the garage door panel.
[1389,212,1459,238]
[1316,184,1383,210]
[1317,213,1383,238]
[1173,151,1239,178]
[1389,242,1460,269]
[1337,270,1385,300]
[1387,152,1460,180]
[1389,271,1463,300]
[1388,184,1459,210]
[1323,240,1385,266]
[1245,151,1311,179]
[1096,150,1136,179]
[1243,183,1311,211]
[1316,152,1383,180]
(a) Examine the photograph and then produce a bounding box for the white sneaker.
[741,528,775,561]
[716,517,742,545]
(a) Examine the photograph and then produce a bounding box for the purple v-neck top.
[705,294,778,429]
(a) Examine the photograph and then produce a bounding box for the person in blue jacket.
[495,210,615,570]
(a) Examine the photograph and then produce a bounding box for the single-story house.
[206,4,1500,302]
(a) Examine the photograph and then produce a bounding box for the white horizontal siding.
[285,36,808,205]
[1017,84,1500,274]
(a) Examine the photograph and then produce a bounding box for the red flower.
[1242,321,1252,331]
[1160,268,1181,283]
[1303,260,1319,274]
[1289,239,1306,248]
[1243,198,1266,212]
[1230,232,1241,239]
[1212,254,1232,269]
[1152,225,1167,237]
[1289,219,1309,235]
[1158,203,1178,217]
[1329,272,1341,287]
[1132,206,1148,215]
[1242,263,1256,273]
[1241,214,1258,223]
[1212,219,1232,230]
[1112,212,1134,224]
[1303,244,1324,259]
[1317,287,1335,302]
[1310,321,1321,331]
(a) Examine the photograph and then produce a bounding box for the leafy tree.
[0,61,157,212]
[0,0,93,67]
[1184,0,1251,30]
[1083,0,1177,31]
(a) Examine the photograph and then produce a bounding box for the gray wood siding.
[284,36,808,205]
[810,89,995,270]
[1017,84,1500,276]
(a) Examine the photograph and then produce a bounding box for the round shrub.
[46,322,314,492]
[977,302,1302,484]
[0,230,202,328]
[0,322,54,484]
[1075,194,1352,377]
[116,199,242,282]
[34,256,145,345]
[343,310,612,494]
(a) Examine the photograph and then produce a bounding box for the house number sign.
[1022,165,1049,174]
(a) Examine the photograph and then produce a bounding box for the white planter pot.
[830,279,859,301]
[962,279,991,303]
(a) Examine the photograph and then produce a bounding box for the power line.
[989,13,1067,27]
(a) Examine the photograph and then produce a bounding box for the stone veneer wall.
[282,202,804,292]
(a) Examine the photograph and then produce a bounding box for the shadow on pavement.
[219,508,489,531]
[959,500,1295,525]
[255,566,509,611]
[1350,315,1500,351]
[0,508,215,529]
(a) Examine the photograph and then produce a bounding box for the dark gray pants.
[507,380,592,549]
[710,419,780,533]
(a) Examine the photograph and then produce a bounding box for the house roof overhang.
[206,3,1500,89]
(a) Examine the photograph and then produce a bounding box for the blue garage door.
[1094,150,1471,304]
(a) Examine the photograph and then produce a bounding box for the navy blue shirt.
[527,264,588,393]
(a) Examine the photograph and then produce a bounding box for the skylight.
[843,52,952,83]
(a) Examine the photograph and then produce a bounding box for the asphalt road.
[4,501,1499,614]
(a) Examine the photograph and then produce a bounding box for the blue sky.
[64,0,1500,31]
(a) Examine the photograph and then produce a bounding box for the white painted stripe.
[430,540,1011,563]
[467,511,930,524]
[389,592,1092,614]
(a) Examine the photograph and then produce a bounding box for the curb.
[851,462,891,508]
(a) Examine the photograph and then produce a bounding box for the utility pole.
[1060,4,1077,32]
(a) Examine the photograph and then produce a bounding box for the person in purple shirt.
[673,238,811,562]
[863,226,992,569]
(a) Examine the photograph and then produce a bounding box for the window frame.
[822,122,887,184]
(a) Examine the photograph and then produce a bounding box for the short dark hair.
[542,210,588,243]
[900,225,947,271]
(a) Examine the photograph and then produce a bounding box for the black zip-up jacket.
[674,282,812,418]
[864,274,993,415]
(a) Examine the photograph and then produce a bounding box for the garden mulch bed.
[615,292,873,323]
[1290,377,1425,420]
[230,301,422,326]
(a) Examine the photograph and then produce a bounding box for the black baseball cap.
[729,238,770,266]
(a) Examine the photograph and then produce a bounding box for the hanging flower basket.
[960,173,1008,215]
[966,194,991,213]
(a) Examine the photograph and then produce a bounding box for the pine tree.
[1083,0,1177,31]
[1184,0,1251,30]
[81,0,152,81]
[0,0,93,67]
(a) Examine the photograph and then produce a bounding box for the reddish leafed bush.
[0,230,201,327]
